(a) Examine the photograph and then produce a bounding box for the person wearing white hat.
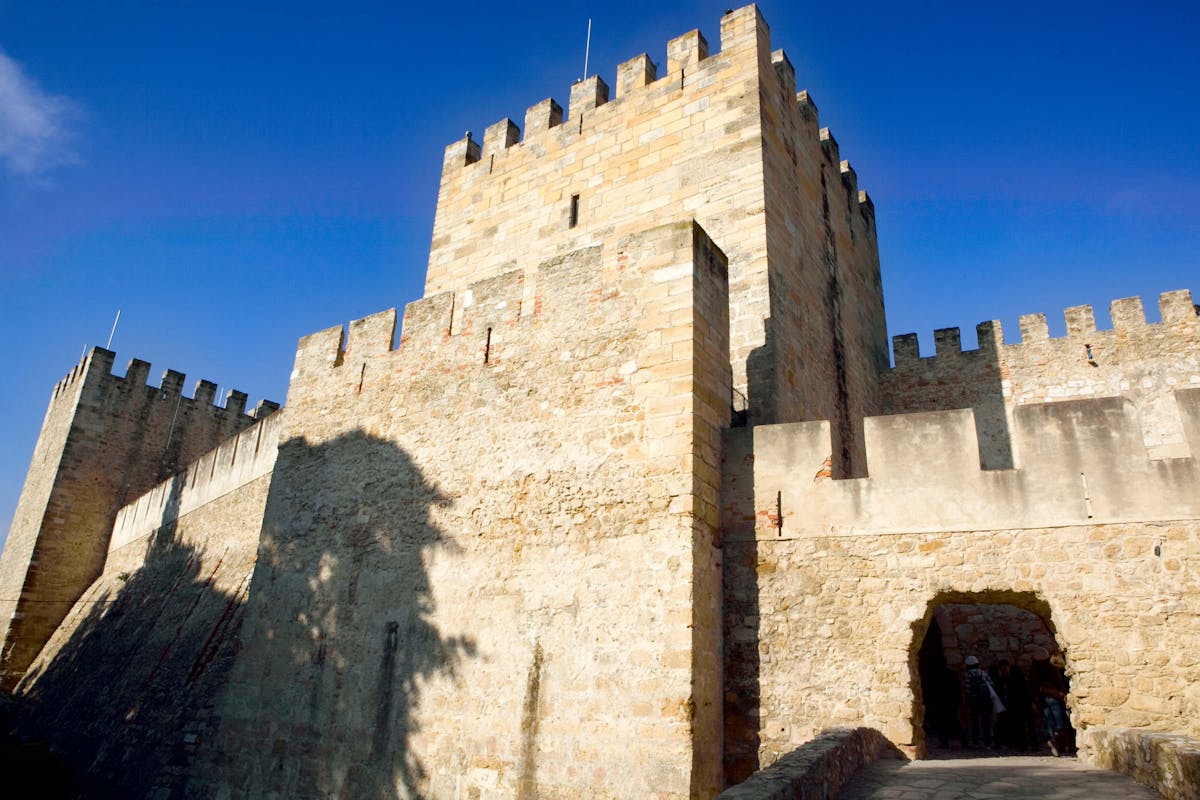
[963,655,997,749]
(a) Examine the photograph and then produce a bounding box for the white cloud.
[0,47,80,177]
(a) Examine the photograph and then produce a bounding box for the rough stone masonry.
[1,5,1197,799]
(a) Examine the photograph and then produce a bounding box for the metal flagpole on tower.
[106,309,121,350]
[582,19,592,79]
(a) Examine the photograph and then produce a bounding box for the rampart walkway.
[836,755,1164,799]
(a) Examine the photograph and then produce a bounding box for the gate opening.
[912,592,1074,759]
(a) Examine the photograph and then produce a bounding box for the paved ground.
[836,755,1164,799]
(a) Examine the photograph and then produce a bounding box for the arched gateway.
[912,591,1064,755]
[722,388,1200,776]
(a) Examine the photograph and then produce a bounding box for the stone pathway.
[835,755,1164,799]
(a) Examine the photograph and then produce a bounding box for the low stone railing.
[717,727,901,800]
[1079,727,1200,800]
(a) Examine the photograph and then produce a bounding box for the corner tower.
[426,4,887,474]
[0,347,275,689]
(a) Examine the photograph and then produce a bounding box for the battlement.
[288,220,729,416]
[881,287,1200,467]
[288,265,528,401]
[439,5,870,192]
[890,289,1199,365]
[725,388,1200,539]
[1,346,279,689]
[441,6,754,168]
[427,4,875,290]
[49,346,278,419]
[423,6,883,437]
[109,410,283,555]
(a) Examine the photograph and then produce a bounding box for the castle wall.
[14,468,272,797]
[757,55,886,473]
[3,5,1194,797]
[0,357,85,680]
[0,348,274,689]
[184,221,731,800]
[722,389,1200,777]
[882,289,1200,468]
[107,409,282,558]
[425,6,885,437]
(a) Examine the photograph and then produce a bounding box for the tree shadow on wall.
[194,430,476,800]
[2,471,252,798]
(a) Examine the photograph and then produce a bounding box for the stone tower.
[0,347,274,689]
[3,5,1196,800]
[428,4,887,475]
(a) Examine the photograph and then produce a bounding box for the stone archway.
[909,590,1067,757]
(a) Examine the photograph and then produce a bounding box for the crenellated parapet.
[287,265,529,405]
[725,388,1200,540]
[427,4,876,292]
[883,289,1200,464]
[425,4,885,444]
[890,289,1199,365]
[283,218,734,495]
[108,409,284,557]
[48,346,277,420]
[439,19,712,173]
[438,20,875,233]
[0,346,278,689]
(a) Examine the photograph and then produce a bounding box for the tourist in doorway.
[963,655,997,749]
[1031,647,1072,755]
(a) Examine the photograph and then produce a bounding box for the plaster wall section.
[427,6,882,430]
[0,347,274,688]
[191,222,731,800]
[883,289,1200,467]
[725,391,1200,537]
[721,389,1200,769]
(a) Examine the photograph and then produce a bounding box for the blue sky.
[1,1,1198,541]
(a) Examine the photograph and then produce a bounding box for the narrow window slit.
[484,327,493,364]
[489,154,495,174]
[569,194,580,228]
[357,364,366,394]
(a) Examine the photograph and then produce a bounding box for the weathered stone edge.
[1079,726,1200,800]
[717,726,901,800]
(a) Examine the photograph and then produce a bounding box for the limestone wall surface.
[927,602,1059,671]
[426,5,884,436]
[724,521,1200,771]
[757,56,886,473]
[182,222,732,800]
[883,289,1200,468]
[13,469,271,798]
[108,409,282,556]
[0,355,84,680]
[722,390,1200,777]
[0,347,273,689]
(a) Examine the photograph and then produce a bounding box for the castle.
[1,6,1197,799]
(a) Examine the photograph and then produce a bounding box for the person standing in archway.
[1031,647,1070,755]
[964,655,995,749]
